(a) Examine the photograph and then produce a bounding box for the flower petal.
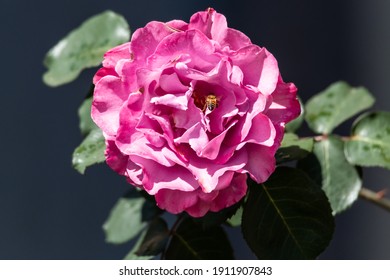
[148,29,220,71]
[267,76,300,124]
[232,45,279,95]
[92,76,130,136]
[243,143,276,183]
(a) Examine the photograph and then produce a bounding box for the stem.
[160,213,186,259]
[359,187,390,212]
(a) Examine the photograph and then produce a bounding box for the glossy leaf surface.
[43,10,130,86]
[242,167,334,259]
[345,112,390,169]
[305,81,374,134]
[103,191,155,244]
[164,218,234,260]
[312,136,361,214]
[72,129,105,174]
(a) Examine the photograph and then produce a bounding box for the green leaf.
[305,81,375,134]
[242,167,334,260]
[164,218,234,260]
[309,136,362,214]
[43,10,130,87]
[314,136,362,214]
[135,218,169,256]
[345,111,390,169]
[285,98,304,133]
[72,129,105,174]
[298,136,362,214]
[276,133,314,163]
[123,230,154,260]
[78,95,97,136]
[103,191,155,244]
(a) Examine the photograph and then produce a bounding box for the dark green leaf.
[242,167,334,260]
[103,191,151,244]
[72,129,105,174]
[296,153,322,187]
[305,81,375,134]
[193,200,242,230]
[78,95,97,136]
[345,111,390,169]
[276,133,314,163]
[43,10,130,87]
[123,230,154,260]
[164,218,234,260]
[309,136,362,214]
[285,98,304,133]
[136,218,169,256]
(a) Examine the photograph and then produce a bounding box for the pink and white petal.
[189,148,247,193]
[117,91,144,134]
[120,136,181,167]
[199,120,237,160]
[172,96,204,129]
[247,86,269,116]
[225,96,269,147]
[130,21,176,62]
[105,140,128,175]
[147,114,174,138]
[93,67,117,84]
[136,113,165,148]
[92,76,130,136]
[267,78,300,124]
[209,173,248,212]
[148,30,219,71]
[125,160,143,186]
[155,188,199,215]
[133,158,198,195]
[219,28,252,51]
[102,42,131,69]
[164,19,188,32]
[185,200,212,217]
[242,114,276,147]
[213,171,235,191]
[230,65,244,85]
[232,46,279,95]
[150,92,189,110]
[188,8,227,39]
[159,71,189,93]
[175,122,209,152]
[243,143,276,183]
[136,68,162,97]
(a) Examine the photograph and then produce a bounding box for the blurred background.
[1,0,390,259]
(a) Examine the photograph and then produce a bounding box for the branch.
[359,187,390,212]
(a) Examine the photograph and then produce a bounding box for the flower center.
[192,91,218,112]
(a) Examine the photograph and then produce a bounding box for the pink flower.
[92,8,300,217]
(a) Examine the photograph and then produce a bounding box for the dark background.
[1,0,390,259]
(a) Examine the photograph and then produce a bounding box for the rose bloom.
[92,8,300,217]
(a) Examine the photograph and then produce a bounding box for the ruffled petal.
[243,143,276,183]
[209,173,247,211]
[105,139,128,175]
[155,188,200,215]
[267,76,300,124]
[232,45,279,95]
[92,76,130,136]
[148,29,220,71]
